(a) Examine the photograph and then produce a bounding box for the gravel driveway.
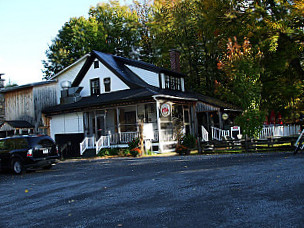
[0,152,303,227]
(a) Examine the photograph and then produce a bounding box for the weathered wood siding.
[33,84,57,129]
[4,83,57,132]
[5,87,34,124]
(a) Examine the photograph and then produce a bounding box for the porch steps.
[82,149,97,157]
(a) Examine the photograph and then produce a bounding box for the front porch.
[80,99,195,155]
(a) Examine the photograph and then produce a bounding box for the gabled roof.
[0,80,56,93]
[0,120,34,131]
[72,51,185,88]
[50,54,90,80]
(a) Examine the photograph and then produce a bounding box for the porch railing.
[258,125,301,139]
[211,126,230,141]
[201,126,209,142]
[96,136,110,153]
[120,132,139,143]
[80,136,95,155]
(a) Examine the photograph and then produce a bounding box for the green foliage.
[98,148,110,156]
[42,0,304,121]
[128,137,140,150]
[43,1,140,79]
[182,134,196,149]
[118,148,130,157]
[98,148,119,156]
[235,109,265,138]
[130,148,141,157]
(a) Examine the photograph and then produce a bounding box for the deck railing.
[211,127,230,141]
[258,125,301,139]
[96,136,110,153]
[80,136,95,155]
[201,126,209,142]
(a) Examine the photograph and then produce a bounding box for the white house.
[43,50,240,155]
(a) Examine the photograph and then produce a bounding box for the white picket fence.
[208,124,301,141]
[258,125,301,139]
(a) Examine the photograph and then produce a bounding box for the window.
[164,75,181,91]
[94,60,99,69]
[104,77,111,92]
[90,78,100,95]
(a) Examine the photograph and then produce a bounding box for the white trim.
[152,95,197,101]
[50,54,90,80]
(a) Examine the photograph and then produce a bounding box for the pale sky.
[0,0,132,86]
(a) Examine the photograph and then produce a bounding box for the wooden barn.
[0,81,57,136]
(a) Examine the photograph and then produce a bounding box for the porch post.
[218,110,223,129]
[155,99,162,153]
[192,103,198,136]
[116,107,120,143]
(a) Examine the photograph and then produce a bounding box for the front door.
[96,115,106,139]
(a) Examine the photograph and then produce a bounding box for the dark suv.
[0,135,59,174]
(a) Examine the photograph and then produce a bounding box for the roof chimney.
[169,49,181,73]
[0,73,5,89]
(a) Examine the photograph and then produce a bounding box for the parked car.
[0,135,59,174]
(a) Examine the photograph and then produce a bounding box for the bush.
[176,144,190,155]
[128,138,140,150]
[98,148,119,156]
[130,148,141,157]
[118,149,130,157]
[98,148,110,156]
[182,134,196,149]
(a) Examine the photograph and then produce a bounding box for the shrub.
[98,148,110,157]
[182,134,196,149]
[118,149,130,157]
[130,148,141,157]
[176,144,189,155]
[128,138,140,150]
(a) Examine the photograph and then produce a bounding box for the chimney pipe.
[169,49,181,73]
[0,73,5,89]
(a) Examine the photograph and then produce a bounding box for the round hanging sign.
[161,103,171,117]
[222,113,229,120]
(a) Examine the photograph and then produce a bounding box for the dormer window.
[94,60,99,69]
[104,77,111,92]
[164,75,181,91]
[90,78,100,95]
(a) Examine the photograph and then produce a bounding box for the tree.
[42,17,102,79]
[42,1,140,79]
[216,37,265,137]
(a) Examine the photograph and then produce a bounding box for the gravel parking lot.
[1,152,304,228]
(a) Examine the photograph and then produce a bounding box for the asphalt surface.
[0,152,304,228]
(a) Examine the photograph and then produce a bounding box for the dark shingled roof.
[1,120,34,129]
[0,80,56,93]
[72,50,184,88]
[43,87,200,115]
[43,50,240,115]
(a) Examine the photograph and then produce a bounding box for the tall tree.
[42,1,140,79]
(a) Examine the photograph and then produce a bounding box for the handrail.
[96,135,110,153]
[211,126,230,141]
[201,126,209,142]
[80,136,95,155]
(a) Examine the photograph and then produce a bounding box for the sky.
[0,0,131,86]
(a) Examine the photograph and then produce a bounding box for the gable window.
[94,60,99,69]
[164,75,181,91]
[90,78,100,95]
[104,77,111,92]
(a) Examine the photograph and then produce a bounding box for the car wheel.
[11,158,24,174]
